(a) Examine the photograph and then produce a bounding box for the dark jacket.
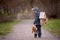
[34,9,40,25]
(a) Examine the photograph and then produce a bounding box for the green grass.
[0,20,20,35]
[42,19,60,37]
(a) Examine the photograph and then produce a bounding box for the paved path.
[0,20,60,40]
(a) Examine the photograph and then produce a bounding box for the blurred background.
[0,0,60,22]
[0,0,60,38]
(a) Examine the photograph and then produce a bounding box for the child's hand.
[33,25,35,27]
[33,24,36,27]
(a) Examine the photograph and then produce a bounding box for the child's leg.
[36,25,41,38]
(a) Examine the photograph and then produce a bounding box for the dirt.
[0,20,60,40]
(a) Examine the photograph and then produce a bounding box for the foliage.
[0,20,20,35]
[42,19,60,37]
[0,9,8,16]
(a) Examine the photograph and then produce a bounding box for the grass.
[42,19,60,37]
[0,20,20,36]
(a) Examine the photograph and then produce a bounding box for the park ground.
[0,19,60,40]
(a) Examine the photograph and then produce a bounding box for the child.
[32,7,42,38]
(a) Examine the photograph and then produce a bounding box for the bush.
[0,20,20,35]
[43,19,60,37]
